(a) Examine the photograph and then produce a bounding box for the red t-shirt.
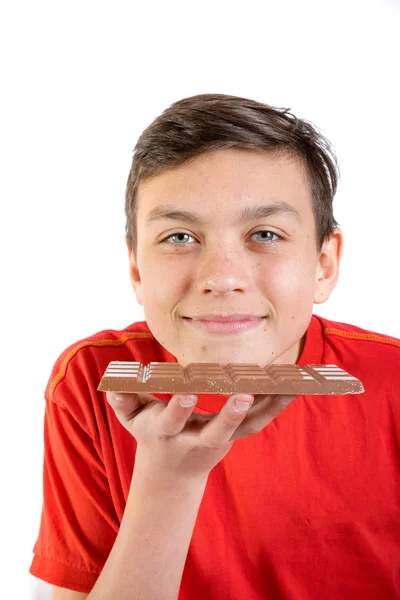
[29,314,400,599]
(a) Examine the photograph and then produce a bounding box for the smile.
[183,317,265,335]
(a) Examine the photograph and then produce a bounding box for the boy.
[30,94,400,599]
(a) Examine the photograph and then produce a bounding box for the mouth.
[183,316,266,335]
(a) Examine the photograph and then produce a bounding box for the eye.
[160,230,283,245]
[252,230,282,243]
[161,232,197,244]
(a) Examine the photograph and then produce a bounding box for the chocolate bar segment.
[98,362,364,395]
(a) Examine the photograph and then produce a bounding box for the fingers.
[107,391,201,437]
[106,389,297,446]
[106,391,158,425]
[230,394,298,440]
[199,394,255,446]
[251,393,297,420]
[155,394,199,437]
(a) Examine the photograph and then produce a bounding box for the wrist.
[132,451,209,492]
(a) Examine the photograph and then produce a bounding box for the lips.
[183,316,265,334]
[188,315,266,322]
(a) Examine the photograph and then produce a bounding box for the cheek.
[141,258,188,304]
[260,255,315,298]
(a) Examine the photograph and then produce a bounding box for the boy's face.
[127,148,343,367]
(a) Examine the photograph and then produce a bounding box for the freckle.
[292,316,295,319]
[272,352,275,355]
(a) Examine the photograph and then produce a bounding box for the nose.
[195,245,250,295]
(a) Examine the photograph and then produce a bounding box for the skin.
[127,147,343,368]
[51,148,344,599]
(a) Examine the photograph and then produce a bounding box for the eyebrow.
[145,201,302,227]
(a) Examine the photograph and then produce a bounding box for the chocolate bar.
[98,362,364,395]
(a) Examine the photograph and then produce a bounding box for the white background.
[1,0,399,597]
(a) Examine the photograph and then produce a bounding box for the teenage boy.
[30,94,400,600]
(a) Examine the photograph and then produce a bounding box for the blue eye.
[252,231,281,243]
[164,233,195,244]
[161,230,282,245]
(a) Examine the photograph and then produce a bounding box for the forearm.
[88,459,208,600]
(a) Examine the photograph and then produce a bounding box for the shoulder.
[45,320,156,406]
[315,314,400,383]
[316,315,400,354]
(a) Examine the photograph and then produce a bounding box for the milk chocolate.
[98,362,364,395]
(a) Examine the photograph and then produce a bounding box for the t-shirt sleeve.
[29,371,120,593]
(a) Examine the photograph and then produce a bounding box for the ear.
[125,233,143,306]
[313,228,344,304]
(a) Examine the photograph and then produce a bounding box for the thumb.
[106,391,156,425]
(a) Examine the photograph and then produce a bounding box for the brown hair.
[125,93,340,257]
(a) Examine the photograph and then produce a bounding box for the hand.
[106,391,297,481]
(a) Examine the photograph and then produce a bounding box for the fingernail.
[109,393,123,403]
[280,395,297,405]
[234,395,253,411]
[178,395,197,407]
